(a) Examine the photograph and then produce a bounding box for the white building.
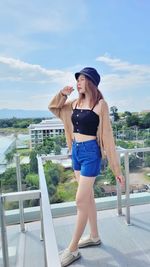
[28,118,64,149]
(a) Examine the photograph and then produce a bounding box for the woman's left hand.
[116,175,125,186]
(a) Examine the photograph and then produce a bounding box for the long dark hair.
[77,78,104,108]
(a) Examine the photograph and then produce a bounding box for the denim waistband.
[72,138,97,145]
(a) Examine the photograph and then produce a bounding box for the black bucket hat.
[75,67,100,87]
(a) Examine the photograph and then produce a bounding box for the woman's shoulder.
[97,99,109,112]
[71,99,78,109]
[98,98,107,105]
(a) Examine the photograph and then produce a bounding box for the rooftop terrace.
[1,203,150,267]
[0,147,150,267]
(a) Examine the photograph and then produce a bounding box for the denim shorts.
[71,139,101,177]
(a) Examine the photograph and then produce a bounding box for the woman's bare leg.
[88,189,99,237]
[74,171,99,239]
[69,174,95,252]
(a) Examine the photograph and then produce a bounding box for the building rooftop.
[28,118,64,129]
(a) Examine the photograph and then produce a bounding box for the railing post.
[37,155,61,267]
[40,197,44,241]
[15,154,25,232]
[40,197,47,266]
[116,153,122,216]
[124,152,131,225]
[0,195,9,267]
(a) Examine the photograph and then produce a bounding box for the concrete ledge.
[5,206,41,225]
[51,192,150,217]
[4,192,150,225]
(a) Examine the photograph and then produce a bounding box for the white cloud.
[0,55,149,112]
[31,94,52,100]
[0,56,75,85]
[96,55,150,73]
[96,55,150,91]
[108,98,135,112]
[108,97,150,113]
[0,56,77,110]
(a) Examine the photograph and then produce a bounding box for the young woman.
[48,67,124,267]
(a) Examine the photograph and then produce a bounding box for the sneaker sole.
[78,240,101,248]
[61,252,81,267]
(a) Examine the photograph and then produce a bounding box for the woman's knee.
[76,194,90,209]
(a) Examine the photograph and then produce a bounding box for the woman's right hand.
[61,86,74,96]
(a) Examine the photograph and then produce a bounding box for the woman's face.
[77,74,86,93]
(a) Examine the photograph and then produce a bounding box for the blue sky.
[0,0,150,112]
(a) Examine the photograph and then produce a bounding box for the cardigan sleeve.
[101,100,122,177]
[48,91,73,120]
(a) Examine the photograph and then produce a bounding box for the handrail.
[0,190,41,267]
[117,147,150,153]
[0,194,9,267]
[15,154,25,232]
[37,155,61,267]
[116,146,150,225]
[2,190,40,202]
[0,154,61,267]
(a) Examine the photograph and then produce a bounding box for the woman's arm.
[48,87,74,119]
[101,100,122,178]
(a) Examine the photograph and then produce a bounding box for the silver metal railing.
[0,154,61,267]
[0,190,40,267]
[37,155,61,267]
[15,154,25,232]
[116,147,150,225]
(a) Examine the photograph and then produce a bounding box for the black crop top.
[71,102,99,136]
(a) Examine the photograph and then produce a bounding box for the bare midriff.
[73,132,96,142]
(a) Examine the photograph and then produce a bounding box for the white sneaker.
[78,235,101,248]
[60,248,81,267]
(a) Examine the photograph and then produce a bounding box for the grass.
[16,148,31,156]
[57,181,78,201]
[0,128,28,135]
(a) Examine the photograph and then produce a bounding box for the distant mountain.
[0,109,53,119]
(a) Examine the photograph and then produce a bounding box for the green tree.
[104,166,116,185]
[56,182,77,202]
[0,167,17,192]
[145,155,150,167]
[126,114,140,127]
[52,135,66,147]
[43,137,54,150]
[29,150,38,173]
[110,106,119,121]
[5,149,16,163]
[116,140,135,149]
[123,111,132,117]
[48,184,57,197]
[21,164,30,180]
[44,161,64,186]
[140,113,150,128]
[54,144,61,155]
[25,173,39,188]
